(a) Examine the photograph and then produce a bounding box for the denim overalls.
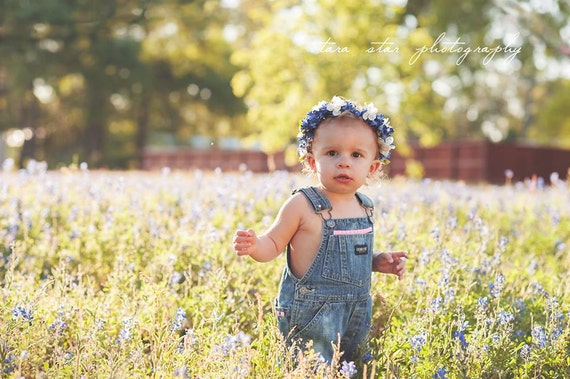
[275,186,375,363]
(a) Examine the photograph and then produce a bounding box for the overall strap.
[355,191,375,223]
[355,192,374,210]
[292,187,335,228]
[292,187,332,213]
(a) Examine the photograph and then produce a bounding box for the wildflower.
[409,330,427,352]
[340,360,358,378]
[430,297,442,313]
[520,344,531,360]
[496,310,514,326]
[433,367,448,379]
[96,318,106,330]
[49,318,67,335]
[489,273,505,298]
[453,331,468,349]
[118,317,134,343]
[531,325,548,349]
[497,236,509,252]
[170,308,187,331]
[361,351,374,363]
[477,297,489,313]
[430,227,440,241]
[214,331,251,356]
[1,342,16,375]
[12,305,34,326]
[444,287,456,304]
[170,271,184,286]
[174,365,189,378]
[64,352,73,365]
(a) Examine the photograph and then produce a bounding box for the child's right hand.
[233,229,258,256]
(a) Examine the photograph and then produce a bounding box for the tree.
[230,0,570,156]
[0,0,245,168]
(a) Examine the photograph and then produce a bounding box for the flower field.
[1,169,569,378]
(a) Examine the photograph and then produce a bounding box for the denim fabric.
[275,187,374,363]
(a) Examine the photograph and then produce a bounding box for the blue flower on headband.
[297,96,395,163]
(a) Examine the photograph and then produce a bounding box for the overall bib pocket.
[322,233,372,287]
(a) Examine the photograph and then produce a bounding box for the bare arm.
[233,194,305,262]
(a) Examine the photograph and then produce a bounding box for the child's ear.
[368,160,382,176]
[306,153,317,171]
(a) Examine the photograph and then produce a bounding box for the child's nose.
[337,156,350,167]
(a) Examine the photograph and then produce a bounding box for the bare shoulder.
[277,191,313,219]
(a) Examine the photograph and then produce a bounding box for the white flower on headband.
[379,137,394,157]
[327,96,346,116]
[362,104,378,121]
[312,101,327,112]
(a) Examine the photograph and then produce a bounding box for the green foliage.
[1,0,570,168]
[0,170,569,378]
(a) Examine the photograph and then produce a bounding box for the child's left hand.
[373,251,408,280]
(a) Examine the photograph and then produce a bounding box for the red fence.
[388,141,570,184]
[142,141,570,184]
[141,148,290,173]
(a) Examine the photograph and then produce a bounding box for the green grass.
[1,170,569,378]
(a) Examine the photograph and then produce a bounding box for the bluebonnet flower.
[170,308,187,331]
[340,361,357,378]
[496,310,514,326]
[361,351,374,363]
[170,271,184,286]
[49,305,68,335]
[527,260,538,274]
[453,330,468,349]
[49,317,67,335]
[1,342,16,375]
[532,325,548,349]
[412,278,428,292]
[12,305,34,325]
[489,273,505,299]
[430,227,440,242]
[64,352,73,365]
[214,331,251,357]
[433,367,448,379]
[174,365,189,378]
[430,297,443,313]
[520,344,531,360]
[446,216,458,230]
[409,330,427,352]
[515,299,526,314]
[444,287,456,304]
[96,318,106,331]
[439,269,450,287]
[477,297,489,313]
[497,236,509,252]
[118,317,134,343]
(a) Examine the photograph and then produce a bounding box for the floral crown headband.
[297,96,395,164]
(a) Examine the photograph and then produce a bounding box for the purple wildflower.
[340,361,357,378]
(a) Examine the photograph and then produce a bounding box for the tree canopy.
[0,0,569,168]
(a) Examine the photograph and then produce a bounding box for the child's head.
[297,96,395,180]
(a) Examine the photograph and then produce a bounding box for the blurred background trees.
[0,0,568,168]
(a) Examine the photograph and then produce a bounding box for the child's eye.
[327,151,338,156]
[352,152,362,158]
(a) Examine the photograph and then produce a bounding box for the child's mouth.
[334,174,352,183]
